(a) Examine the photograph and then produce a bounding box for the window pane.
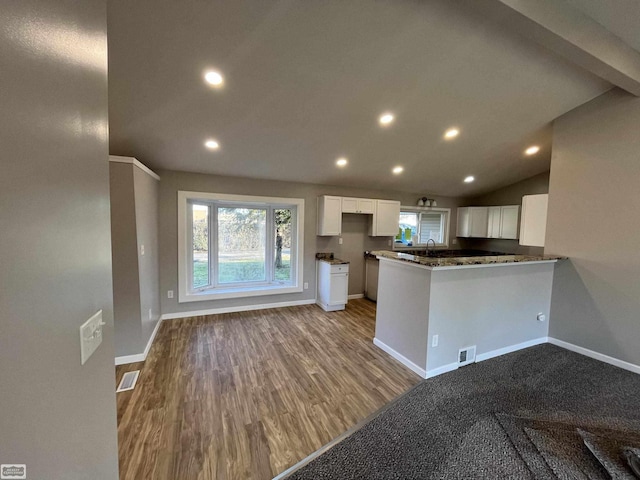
[274,209,292,283]
[420,213,444,243]
[192,204,209,288]
[399,212,418,242]
[218,207,266,284]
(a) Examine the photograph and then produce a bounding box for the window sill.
[179,284,303,303]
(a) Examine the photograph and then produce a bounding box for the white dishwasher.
[316,260,349,312]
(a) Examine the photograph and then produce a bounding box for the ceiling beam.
[479,0,640,96]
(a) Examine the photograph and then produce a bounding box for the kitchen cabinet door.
[370,200,400,236]
[487,206,502,238]
[469,207,489,238]
[317,195,342,236]
[500,205,520,239]
[520,194,548,247]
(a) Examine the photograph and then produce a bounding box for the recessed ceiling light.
[464,175,475,183]
[379,112,395,126]
[204,139,220,150]
[525,145,540,155]
[204,70,224,87]
[336,157,348,167]
[444,128,460,140]
[392,166,404,175]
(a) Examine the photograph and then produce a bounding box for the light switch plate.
[80,310,104,365]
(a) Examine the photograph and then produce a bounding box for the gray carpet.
[284,344,640,479]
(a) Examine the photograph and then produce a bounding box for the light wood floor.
[116,299,420,480]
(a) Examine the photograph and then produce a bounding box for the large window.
[396,207,450,248]
[178,192,304,302]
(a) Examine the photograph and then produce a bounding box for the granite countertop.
[371,250,565,269]
[316,252,349,265]
[318,257,350,265]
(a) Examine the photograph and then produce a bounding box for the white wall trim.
[114,317,163,366]
[476,337,548,363]
[160,298,316,321]
[548,337,640,375]
[425,362,459,379]
[373,337,427,378]
[348,293,364,300]
[109,155,160,181]
[115,353,145,366]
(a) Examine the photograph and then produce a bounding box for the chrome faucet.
[426,238,436,256]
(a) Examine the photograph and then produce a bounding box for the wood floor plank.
[116,299,420,479]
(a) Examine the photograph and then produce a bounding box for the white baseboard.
[160,298,316,321]
[115,353,146,365]
[373,337,427,378]
[548,337,640,375]
[348,293,365,300]
[476,337,548,363]
[115,317,163,366]
[425,362,459,379]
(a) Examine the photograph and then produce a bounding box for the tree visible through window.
[188,200,297,292]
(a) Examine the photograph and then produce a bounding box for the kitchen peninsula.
[371,250,564,378]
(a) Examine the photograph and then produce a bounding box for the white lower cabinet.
[317,261,349,312]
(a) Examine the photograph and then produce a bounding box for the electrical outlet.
[148,308,152,320]
[140,244,145,256]
[167,290,174,299]
[537,313,546,322]
[432,334,439,347]
[338,237,343,244]
[303,282,308,290]
[452,238,457,245]
[80,310,105,365]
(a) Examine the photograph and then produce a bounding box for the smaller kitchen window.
[396,207,450,248]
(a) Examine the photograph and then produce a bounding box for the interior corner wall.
[133,166,161,345]
[546,88,640,366]
[0,0,119,478]
[110,162,143,356]
[458,171,550,255]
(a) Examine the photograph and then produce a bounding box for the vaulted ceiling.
[107,0,637,196]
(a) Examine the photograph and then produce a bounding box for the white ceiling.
[107,0,613,196]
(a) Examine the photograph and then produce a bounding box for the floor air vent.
[117,370,140,392]
[458,346,476,367]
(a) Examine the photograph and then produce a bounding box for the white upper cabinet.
[520,194,548,247]
[342,197,375,214]
[487,205,520,239]
[487,206,502,238]
[370,199,401,236]
[500,205,520,239]
[317,195,342,236]
[457,207,489,238]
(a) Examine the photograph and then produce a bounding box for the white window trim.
[394,206,451,250]
[177,191,305,303]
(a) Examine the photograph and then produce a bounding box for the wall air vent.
[116,370,140,392]
[458,346,476,367]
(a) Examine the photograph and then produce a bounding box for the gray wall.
[0,1,119,478]
[110,161,160,357]
[133,166,161,346]
[428,262,553,372]
[459,171,550,255]
[157,169,462,314]
[110,163,142,356]
[546,89,640,365]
